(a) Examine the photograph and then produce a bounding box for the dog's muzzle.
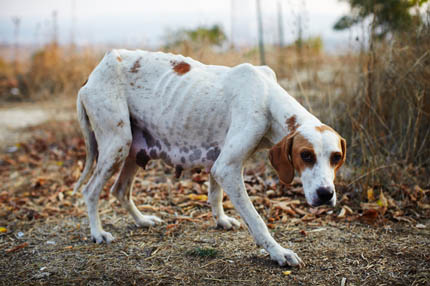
[312,186,335,206]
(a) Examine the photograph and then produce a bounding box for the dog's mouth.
[309,198,336,207]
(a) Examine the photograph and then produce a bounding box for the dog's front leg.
[212,163,303,267]
[210,116,304,267]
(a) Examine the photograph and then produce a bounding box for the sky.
[0,0,357,51]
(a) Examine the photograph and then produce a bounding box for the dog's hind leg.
[111,157,163,227]
[208,175,240,229]
[80,96,132,243]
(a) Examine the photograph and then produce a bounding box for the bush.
[336,19,430,188]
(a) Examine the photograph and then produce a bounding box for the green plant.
[186,247,219,258]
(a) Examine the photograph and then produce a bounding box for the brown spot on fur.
[117,120,124,127]
[172,61,191,75]
[108,157,121,173]
[269,131,316,185]
[130,58,141,73]
[335,138,347,175]
[269,134,294,185]
[315,124,347,176]
[315,125,336,134]
[286,116,299,133]
[116,56,122,62]
[291,133,316,175]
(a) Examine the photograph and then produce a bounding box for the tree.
[333,0,428,37]
[163,25,227,49]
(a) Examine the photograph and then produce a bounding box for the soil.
[0,99,429,286]
[1,216,429,285]
[0,98,74,145]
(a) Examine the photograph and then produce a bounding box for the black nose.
[316,187,334,203]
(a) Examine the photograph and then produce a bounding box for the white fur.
[74,49,343,267]
[299,126,341,206]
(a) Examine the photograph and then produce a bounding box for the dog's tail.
[73,91,98,194]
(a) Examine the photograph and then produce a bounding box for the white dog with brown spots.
[74,49,346,267]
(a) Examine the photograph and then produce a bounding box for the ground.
[2,216,430,286]
[0,98,429,286]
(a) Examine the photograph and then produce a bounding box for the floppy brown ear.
[337,137,347,170]
[269,134,295,185]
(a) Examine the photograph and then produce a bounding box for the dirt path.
[0,99,75,146]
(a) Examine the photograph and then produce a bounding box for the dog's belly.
[121,52,233,172]
[129,122,225,174]
[127,83,231,172]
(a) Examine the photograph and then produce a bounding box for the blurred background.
[1,3,430,284]
[0,0,429,193]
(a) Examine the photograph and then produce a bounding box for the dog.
[73,50,346,267]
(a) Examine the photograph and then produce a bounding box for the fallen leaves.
[0,119,429,233]
[187,194,208,202]
[337,206,353,218]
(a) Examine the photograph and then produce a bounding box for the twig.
[341,277,347,286]
[347,164,397,186]
[200,259,220,268]
[294,70,313,114]
[5,242,28,253]
[204,277,251,282]
[400,50,429,81]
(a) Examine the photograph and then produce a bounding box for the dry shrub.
[162,40,258,67]
[1,37,324,102]
[0,44,101,101]
[337,21,430,188]
[26,44,101,99]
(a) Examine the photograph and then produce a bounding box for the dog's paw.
[269,246,305,268]
[216,215,241,230]
[135,215,163,227]
[91,230,115,244]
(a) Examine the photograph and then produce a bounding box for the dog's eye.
[300,151,315,163]
[331,153,342,165]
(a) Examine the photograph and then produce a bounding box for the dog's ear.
[336,137,347,170]
[269,134,295,185]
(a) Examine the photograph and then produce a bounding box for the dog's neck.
[266,84,321,145]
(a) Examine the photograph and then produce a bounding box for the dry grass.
[0,44,101,101]
[335,23,430,191]
[1,217,429,286]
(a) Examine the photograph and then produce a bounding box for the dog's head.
[269,124,346,207]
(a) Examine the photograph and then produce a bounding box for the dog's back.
[82,50,274,171]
